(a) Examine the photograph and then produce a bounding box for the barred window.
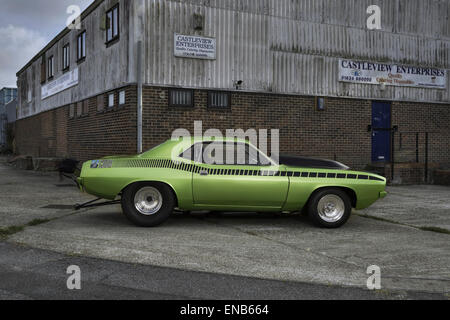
[169,89,194,107]
[208,91,230,108]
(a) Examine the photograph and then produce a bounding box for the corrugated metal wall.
[17,0,133,120]
[137,0,450,102]
[17,0,450,121]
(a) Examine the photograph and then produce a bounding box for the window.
[40,55,46,83]
[47,56,54,79]
[119,90,125,105]
[83,100,89,115]
[97,95,104,111]
[208,91,231,108]
[63,44,70,71]
[76,102,83,117]
[181,142,272,166]
[316,97,326,111]
[108,93,115,107]
[169,89,194,107]
[106,4,119,43]
[69,104,75,118]
[77,31,86,61]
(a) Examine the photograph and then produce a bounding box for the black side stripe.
[111,159,383,181]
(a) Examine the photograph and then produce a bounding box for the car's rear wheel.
[121,182,175,227]
[307,188,351,228]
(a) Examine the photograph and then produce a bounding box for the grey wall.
[17,0,450,120]
[17,0,133,119]
[134,0,450,102]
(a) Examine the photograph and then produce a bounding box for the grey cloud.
[0,0,93,38]
[0,0,93,88]
[0,25,47,87]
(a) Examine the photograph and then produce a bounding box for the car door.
[192,142,289,209]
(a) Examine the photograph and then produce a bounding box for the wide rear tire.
[307,188,352,228]
[121,182,175,227]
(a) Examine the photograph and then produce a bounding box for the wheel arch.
[120,180,180,207]
[307,186,357,209]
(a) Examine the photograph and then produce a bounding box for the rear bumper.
[379,191,388,199]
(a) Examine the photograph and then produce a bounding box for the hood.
[278,155,350,170]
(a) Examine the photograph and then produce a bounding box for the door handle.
[200,170,209,176]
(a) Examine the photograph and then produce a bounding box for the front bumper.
[379,191,388,199]
[77,177,84,192]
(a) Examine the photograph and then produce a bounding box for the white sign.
[42,68,79,100]
[174,33,216,60]
[339,59,446,89]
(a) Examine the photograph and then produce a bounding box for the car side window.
[200,142,271,166]
[180,143,204,162]
[181,142,272,166]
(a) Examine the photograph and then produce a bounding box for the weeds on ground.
[0,226,24,239]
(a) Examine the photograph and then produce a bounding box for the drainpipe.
[137,40,143,154]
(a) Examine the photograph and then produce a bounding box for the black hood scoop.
[277,155,350,170]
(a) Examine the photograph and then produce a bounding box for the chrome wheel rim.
[134,187,163,215]
[317,194,345,223]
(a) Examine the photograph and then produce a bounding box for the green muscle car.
[77,138,387,228]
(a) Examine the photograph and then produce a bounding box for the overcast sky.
[0,0,93,88]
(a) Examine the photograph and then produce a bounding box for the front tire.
[121,182,175,227]
[307,188,352,228]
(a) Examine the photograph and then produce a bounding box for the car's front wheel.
[307,188,352,228]
[121,182,175,227]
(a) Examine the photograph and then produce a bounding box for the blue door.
[371,101,391,162]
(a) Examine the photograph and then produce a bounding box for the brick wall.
[392,101,450,164]
[14,85,450,176]
[15,85,137,162]
[67,86,137,161]
[142,87,373,169]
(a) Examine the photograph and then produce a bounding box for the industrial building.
[0,87,17,148]
[15,0,450,183]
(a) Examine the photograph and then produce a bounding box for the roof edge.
[16,0,105,77]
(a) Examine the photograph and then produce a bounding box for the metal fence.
[391,130,445,183]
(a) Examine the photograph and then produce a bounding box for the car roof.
[139,137,253,158]
[175,136,250,143]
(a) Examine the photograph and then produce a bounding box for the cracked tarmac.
[1,156,449,298]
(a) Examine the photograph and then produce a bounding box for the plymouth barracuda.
[77,137,387,228]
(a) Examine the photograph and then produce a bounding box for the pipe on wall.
[137,40,143,154]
